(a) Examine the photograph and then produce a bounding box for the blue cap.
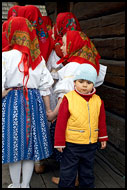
[73,64,97,85]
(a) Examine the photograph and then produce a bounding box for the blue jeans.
[58,142,97,188]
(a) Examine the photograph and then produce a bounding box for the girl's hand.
[2,88,12,98]
[47,111,57,122]
[100,141,107,149]
[46,109,52,114]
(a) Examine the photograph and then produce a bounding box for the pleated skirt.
[2,88,52,164]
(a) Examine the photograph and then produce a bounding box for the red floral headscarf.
[7,5,21,19]
[57,30,100,75]
[54,12,81,44]
[5,16,42,69]
[42,16,52,31]
[2,21,8,32]
[52,12,81,58]
[18,5,51,62]
[2,32,9,50]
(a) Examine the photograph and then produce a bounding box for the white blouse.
[2,49,54,96]
[46,50,63,79]
[54,62,107,99]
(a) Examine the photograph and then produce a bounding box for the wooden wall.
[45,2,125,174]
[2,2,47,23]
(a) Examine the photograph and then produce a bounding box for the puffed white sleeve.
[95,64,107,87]
[46,50,62,80]
[38,59,54,96]
[54,62,79,98]
[2,53,7,92]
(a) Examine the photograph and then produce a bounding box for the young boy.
[54,64,108,188]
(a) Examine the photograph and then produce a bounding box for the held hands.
[47,110,57,122]
[100,141,107,149]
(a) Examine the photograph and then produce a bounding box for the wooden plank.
[106,111,125,153]
[73,2,125,20]
[96,85,125,117]
[98,143,125,174]
[40,159,58,188]
[56,2,70,14]
[92,37,125,60]
[45,2,57,15]
[2,164,11,188]
[100,59,125,87]
[2,157,124,188]
[30,172,46,188]
[94,159,121,188]
[94,173,106,188]
[95,151,125,188]
[80,12,125,38]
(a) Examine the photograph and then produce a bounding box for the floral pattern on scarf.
[18,5,51,61]
[7,5,21,19]
[54,12,81,44]
[7,18,41,63]
[57,31,100,75]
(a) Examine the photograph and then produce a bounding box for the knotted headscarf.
[53,12,81,58]
[54,12,81,45]
[18,5,51,62]
[2,21,8,32]
[57,30,100,75]
[42,15,52,31]
[7,5,21,19]
[2,32,9,50]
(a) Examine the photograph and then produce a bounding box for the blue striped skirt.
[2,88,52,164]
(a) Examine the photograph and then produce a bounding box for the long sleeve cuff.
[54,145,66,148]
[98,136,108,142]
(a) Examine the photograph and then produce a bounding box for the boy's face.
[61,35,67,56]
[74,79,94,94]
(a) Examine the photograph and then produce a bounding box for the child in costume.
[54,63,108,188]
[16,4,53,173]
[2,17,54,188]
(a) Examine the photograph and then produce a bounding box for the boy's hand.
[100,141,107,149]
[57,147,65,153]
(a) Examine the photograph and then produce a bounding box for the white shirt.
[46,50,63,79]
[2,49,54,96]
